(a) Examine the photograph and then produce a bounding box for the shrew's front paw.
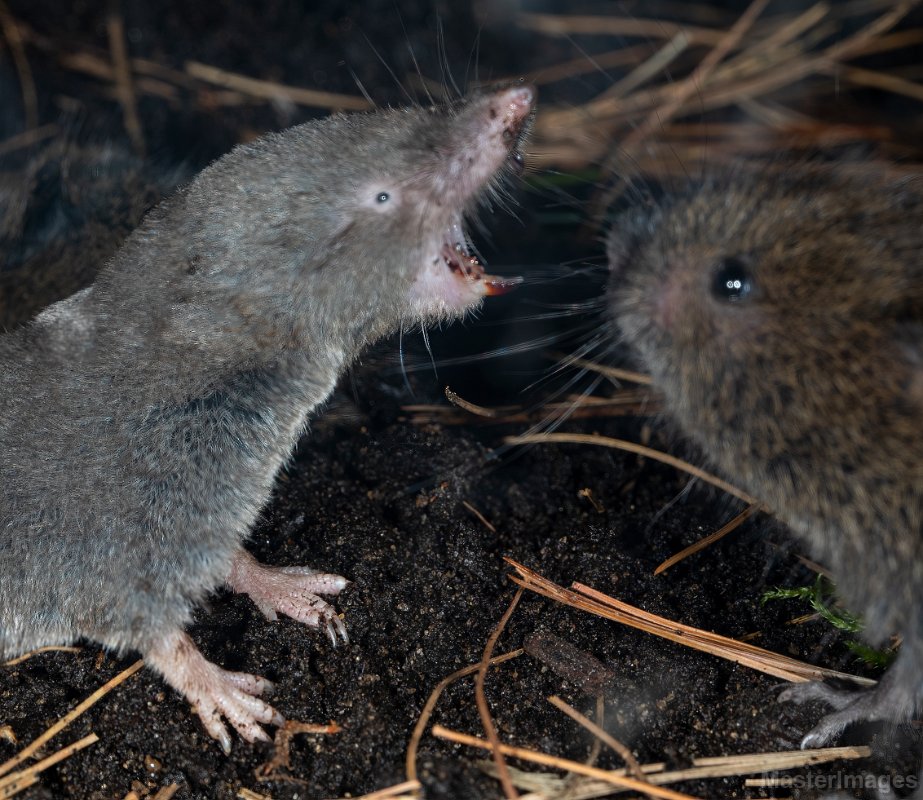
[228,549,349,645]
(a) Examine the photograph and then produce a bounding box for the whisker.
[361,30,415,105]
[396,6,433,107]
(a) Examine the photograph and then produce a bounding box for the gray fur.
[0,86,533,742]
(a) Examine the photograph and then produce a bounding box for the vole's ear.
[605,224,632,275]
[606,206,657,278]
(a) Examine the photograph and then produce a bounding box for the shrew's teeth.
[447,221,466,250]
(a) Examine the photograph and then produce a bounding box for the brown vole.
[0,85,534,752]
[607,164,922,749]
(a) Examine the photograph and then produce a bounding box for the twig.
[106,6,145,155]
[507,559,875,686]
[185,61,371,111]
[578,487,605,513]
[475,588,525,799]
[462,500,497,533]
[2,645,80,667]
[12,20,368,116]
[531,2,923,176]
[547,696,647,783]
[432,725,700,800]
[844,26,923,58]
[0,660,144,779]
[405,649,524,790]
[454,725,872,793]
[0,1,37,130]
[599,32,690,101]
[548,352,653,385]
[445,386,498,417]
[344,780,422,800]
[0,734,98,797]
[824,62,923,102]
[743,2,830,57]
[237,790,270,800]
[503,431,761,506]
[518,44,658,86]
[584,695,605,768]
[594,0,771,219]
[654,503,760,575]
[517,13,729,47]
[403,390,654,427]
[825,0,921,61]
[433,725,872,800]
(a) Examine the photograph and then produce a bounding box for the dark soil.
[0,2,921,798]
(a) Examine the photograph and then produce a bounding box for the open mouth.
[441,219,523,297]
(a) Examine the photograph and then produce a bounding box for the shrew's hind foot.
[228,549,349,645]
[145,629,284,753]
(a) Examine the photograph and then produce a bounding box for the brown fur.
[608,162,923,746]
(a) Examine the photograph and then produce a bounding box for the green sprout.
[762,574,896,669]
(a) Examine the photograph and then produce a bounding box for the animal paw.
[146,630,284,753]
[228,549,349,645]
[779,675,913,749]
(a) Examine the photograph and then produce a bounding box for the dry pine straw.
[0,659,143,798]
[0,358,866,796]
[403,562,875,800]
[3,0,922,176]
[0,374,878,799]
[0,2,915,795]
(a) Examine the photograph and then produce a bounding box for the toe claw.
[147,632,286,753]
[777,674,912,751]
[229,552,350,644]
[250,725,273,744]
[334,615,349,644]
[801,732,823,750]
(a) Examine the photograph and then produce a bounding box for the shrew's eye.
[376,192,390,203]
[711,256,753,302]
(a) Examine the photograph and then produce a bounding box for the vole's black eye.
[711,256,753,302]
[376,192,390,204]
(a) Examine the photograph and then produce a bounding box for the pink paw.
[146,631,284,753]
[228,550,349,645]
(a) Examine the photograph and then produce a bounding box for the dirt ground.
[0,2,921,798]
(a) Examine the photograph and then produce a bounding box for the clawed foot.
[146,630,284,753]
[779,675,914,749]
[228,550,349,645]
